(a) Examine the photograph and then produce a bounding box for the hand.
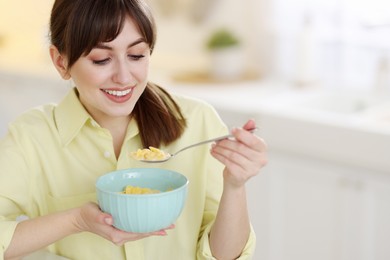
[210,119,268,189]
[74,202,174,245]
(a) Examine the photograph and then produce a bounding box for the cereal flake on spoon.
[131,146,170,161]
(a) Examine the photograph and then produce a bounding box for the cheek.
[131,54,150,75]
[71,66,109,88]
[133,61,150,81]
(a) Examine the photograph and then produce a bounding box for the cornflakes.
[130,146,169,161]
[122,185,160,194]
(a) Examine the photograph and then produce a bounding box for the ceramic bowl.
[96,168,188,233]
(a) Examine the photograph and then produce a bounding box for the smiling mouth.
[103,88,132,97]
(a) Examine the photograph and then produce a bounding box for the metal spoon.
[138,127,258,163]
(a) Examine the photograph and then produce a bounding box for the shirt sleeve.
[0,219,19,260]
[0,130,33,258]
[194,105,256,259]
[197,223,257,260]
[196,153,257,259]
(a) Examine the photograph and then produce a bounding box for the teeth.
[104,89,132,97]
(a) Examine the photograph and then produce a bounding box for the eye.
[129,55,145,61]
[92,58,110,65]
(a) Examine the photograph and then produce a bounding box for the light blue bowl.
[96,168,189,233]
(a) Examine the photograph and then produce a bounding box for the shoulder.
[0,104,59,167]
[170,93,228,135]
[7,104,57,138]
[171,93,218,115]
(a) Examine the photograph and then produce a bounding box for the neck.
[100,116,131,159]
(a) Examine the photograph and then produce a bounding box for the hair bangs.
[53,0,156,69]
[67,0,128,67]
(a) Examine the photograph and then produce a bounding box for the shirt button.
[103,151,111,158]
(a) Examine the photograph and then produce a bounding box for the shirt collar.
[125,118,139,141]
[54,88,91,146]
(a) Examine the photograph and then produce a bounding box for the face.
[68,17,150,124]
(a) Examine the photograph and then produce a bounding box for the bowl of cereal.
[96,168,188,233]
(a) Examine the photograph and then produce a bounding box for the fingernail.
[157,230,167,236]
[104,218,113,225]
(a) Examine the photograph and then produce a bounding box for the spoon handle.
[172,127,258,156]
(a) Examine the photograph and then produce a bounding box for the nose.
[113,59,132,85]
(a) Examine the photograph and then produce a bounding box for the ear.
[49,45,71,80]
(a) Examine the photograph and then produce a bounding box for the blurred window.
[271,0,390,89]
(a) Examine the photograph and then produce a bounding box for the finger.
[212,138,268,172]
[163,223,175,230]
[103,216,113,225]
[213,139,260,163]
[150,230,168,236]
[151,223,175,235]
[242,119,256,130]
[231,128,267,152]
[111,227,168,245]
[138,224,175,237]
[211,142,250,170]
[94,209,113,226]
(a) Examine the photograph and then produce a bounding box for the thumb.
[104,216,113,225]
[98,212,113,225]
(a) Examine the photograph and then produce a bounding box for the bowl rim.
[95,167,189,197]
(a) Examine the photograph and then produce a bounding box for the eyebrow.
[95,38,147,50]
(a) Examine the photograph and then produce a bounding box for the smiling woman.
[0,0,267,259]
[52,18,151,127]
[49,0,186,152]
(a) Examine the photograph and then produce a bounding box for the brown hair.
[50,0,186,147]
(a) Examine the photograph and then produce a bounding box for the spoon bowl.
[138,127,258,163]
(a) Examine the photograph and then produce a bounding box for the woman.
[0,0,267,259]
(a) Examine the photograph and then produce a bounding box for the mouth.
[101,87,134,103]
[103,88,132,97]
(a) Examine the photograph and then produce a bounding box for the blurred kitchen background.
[1,0,390,259]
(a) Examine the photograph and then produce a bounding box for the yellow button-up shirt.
[0,88,255,260]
